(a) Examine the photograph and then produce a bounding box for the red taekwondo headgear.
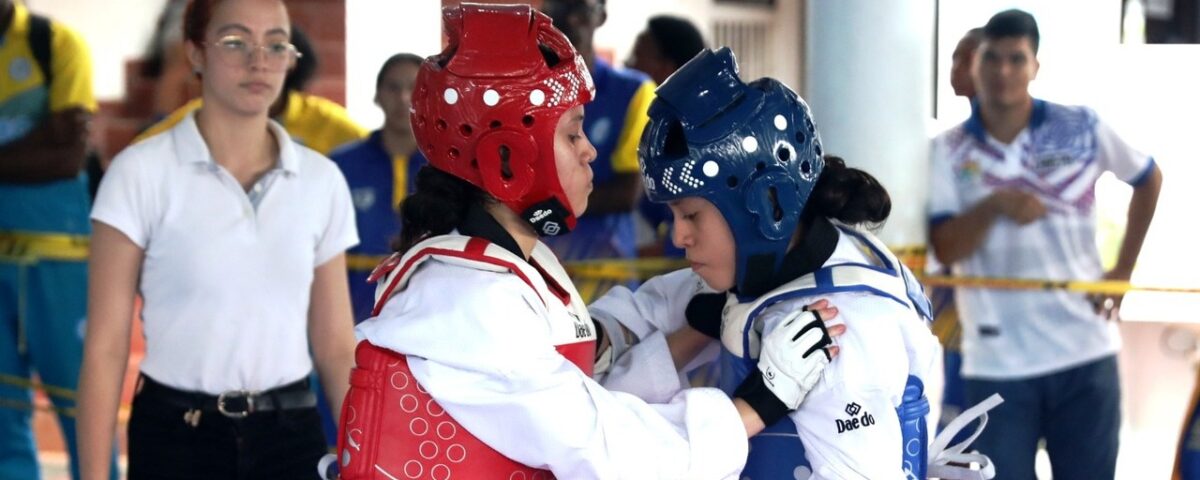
[412,3,595,237]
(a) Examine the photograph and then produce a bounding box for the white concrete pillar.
[805,0,936,247]
[346,0,442,128]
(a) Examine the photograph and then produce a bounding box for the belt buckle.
[217,390,255,418]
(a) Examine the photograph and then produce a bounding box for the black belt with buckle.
[138,374,318,418]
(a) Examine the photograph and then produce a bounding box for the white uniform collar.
[172,109,300,175]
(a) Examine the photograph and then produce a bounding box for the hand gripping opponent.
[760,309,834,408]
[735,308,835,425]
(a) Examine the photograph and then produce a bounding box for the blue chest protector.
[716,226,934,479]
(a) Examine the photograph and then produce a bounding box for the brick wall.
[94,0,348,160]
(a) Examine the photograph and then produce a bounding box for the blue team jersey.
[545,59,655,261]
[329,130,426,321]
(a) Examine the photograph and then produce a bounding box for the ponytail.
[802,155,891,230]
[393,166,492,254]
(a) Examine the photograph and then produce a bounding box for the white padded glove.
[757,308,833,409]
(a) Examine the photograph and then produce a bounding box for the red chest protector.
[337,236,595,480]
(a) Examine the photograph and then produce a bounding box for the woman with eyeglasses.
[76,1,358,478]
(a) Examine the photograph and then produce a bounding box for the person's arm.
[1089,115,1163,317]
[3,18,97,183]
[929,189,1046,264]
[584,79,655,216]
[365,267,765,478]
[76,222,142,480]
[404,315,834,478]
[308,253,357,422]
[1101,164,1162,315]
[666,325,712,371]
[0,108,91,183]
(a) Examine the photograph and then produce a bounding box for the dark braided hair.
[802,155,891,230]
[393,166,493,254]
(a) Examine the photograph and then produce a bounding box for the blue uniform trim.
[723,263,933,477]
[834,227,931,320]
[929,213,954,229]
[1129,157,1157,187]
[964,97,1047,143]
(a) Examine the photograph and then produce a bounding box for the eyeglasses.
[209,35,302,70]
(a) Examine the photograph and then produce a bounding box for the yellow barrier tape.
[0,373,76,400]
[346,254,389,272]
[561,255,1200,297]
[565,257,690,281]
[918,275,1200,296]
[0,397,76,417]
[0,374,132,421]
[0,231,89,263]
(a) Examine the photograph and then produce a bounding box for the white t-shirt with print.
[928,99,1154,380]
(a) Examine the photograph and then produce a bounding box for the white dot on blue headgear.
[742,136,759,153]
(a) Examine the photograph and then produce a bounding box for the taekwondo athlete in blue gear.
[639,47,956,479]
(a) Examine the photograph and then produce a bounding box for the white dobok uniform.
[592,224,996,479]
[342,233,750,480]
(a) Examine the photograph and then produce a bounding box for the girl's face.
[188,0,294,117]
[375,62,420,134]
[668,197,737,291]
[553,105,597,216]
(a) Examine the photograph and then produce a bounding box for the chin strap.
[522,197,574,237]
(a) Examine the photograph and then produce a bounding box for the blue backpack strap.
[29,14,53,86]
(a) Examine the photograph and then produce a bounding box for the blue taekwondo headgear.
[639,47,825,294]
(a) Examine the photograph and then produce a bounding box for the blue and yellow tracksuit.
[543,58,654,262]
[0,5,116,479]
[328,130,426,323]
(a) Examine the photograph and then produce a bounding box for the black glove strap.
[592,317,608,361]
[733,372,790,427]
[685,292,726,340]
[796,317,833,360]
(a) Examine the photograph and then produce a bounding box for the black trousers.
[127,377,327,480]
